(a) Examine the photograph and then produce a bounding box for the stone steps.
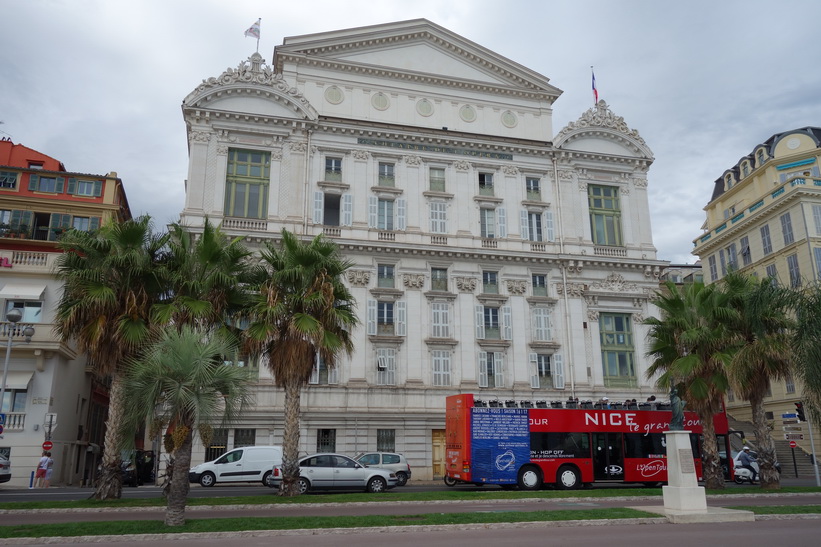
[727,414,817,476]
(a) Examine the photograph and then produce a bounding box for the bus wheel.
[443,475,458,487]
[517,466,542,490]
[556,465,581,490]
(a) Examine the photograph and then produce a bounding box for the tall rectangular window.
[813,205,821,235]
[588,185,622,246]
[531,354,551,388]
[317,429,336,452]
[740,236,752,266]
[431,268,448,291]
[726,243,738,271]
[429,167,446,192]
[478,173,494,196]
[532,274,547,296]
[526,177,541,200]
[325,157,342,181]
[309,355,338,385]
[377,264,395,288]
[429,201,447,233]
[814,248,821,279]
[377,429,395,452]
[205,429,228,462]
[378,199,394,230]
[482,271,498,294]
[483,307,501,339]
[781,212,794,245]
[376,347,396,386]
[532,307,552,341]
[785,372,796,394]
[431,302,450,338]
[787,253,801,287]
[480,208,496,238]
[527,212,543,242]
[761,224,773,255]
[378,162,395,187]
[719,249,727,276]
[224,149,269,219]
[708,255,718,282]
[765,264,778,284]
[600,313,636,387]
[478,351,504,388]
[377,302,395,335]
[432,350,451,386]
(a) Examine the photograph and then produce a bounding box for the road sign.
[782,413,798,418]
[783,425,804,432]
[0,425,4,435]
[782,419,799,424]
[790,441,798,448]
[42,441,53,451]
[784,433,804,441]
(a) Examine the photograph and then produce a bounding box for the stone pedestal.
[662,430,707,512]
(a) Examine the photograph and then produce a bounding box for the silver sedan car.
[267,453,397,494]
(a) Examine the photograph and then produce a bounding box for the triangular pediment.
[554,101,653,159]
[275,19,561,98]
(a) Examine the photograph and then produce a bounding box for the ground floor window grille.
[317,429,336,452]
[234,428,256,448]
[205,429,229,461]
[377,429,395,452]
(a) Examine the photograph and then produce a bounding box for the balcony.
[377,231,395,242]
[322,226,341,238]
[481,238,497,249]
[2,412,25,431]
[594,246,627,258]
[378,175,395,188]
[430,235,448,245]
[221,217,268,232]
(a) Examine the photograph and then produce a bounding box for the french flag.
[591,68,599,104]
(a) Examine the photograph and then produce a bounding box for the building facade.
[0,138,132,487]
[692,127,821,460]
[179,20,667,478]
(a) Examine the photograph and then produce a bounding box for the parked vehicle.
[732,450,781,484]
[267,453,397,494]
[189,445,282,487]
[0,456,10,484]
[355,452,411,486]
[121,450,155,487]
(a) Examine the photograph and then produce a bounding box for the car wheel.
[262,471,272,487]
[199,472,216,487]
[367,476,387,493]
[296,477,310,495]
[443,475,457,487]
[556,465,581,490]
[733,476,745,484]
[395,472,408,486]
[517,465,542,491]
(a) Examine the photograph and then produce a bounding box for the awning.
[0,284,46,300]
[3,371,34,390]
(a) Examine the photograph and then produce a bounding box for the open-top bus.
[444,393,731,489]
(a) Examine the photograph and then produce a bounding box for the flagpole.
[256,18,261,53]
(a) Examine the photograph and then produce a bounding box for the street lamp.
[1,308,35,419]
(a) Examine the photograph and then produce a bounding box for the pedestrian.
[44,451,54,488]
[35,451,49,487]
[739,446,758,484]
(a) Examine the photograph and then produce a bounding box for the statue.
[669,385,685,431]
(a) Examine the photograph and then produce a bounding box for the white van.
[188,445,282,487]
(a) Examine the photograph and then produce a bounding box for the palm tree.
[645,281,734,489]
[243,230,358,496]
[793,282,821,422]
[722,272,795,489]
[120,326,253,526]
[54,216,169,500]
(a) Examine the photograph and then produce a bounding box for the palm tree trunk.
[93,373,125,500]
[699,409,725,489]
[279,375,302,497]
[165,426,192,526]
[750,392,781,489]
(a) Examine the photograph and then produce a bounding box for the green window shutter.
[94,180,103,197]
[67,178,77,194]
[61,214,72,228]
[49,213,60,229]
[89,217,101,231]
[28,174,38,191]
[10,210,22,229]
[56,177,65,193]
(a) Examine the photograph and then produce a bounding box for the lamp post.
[1,308,35,420]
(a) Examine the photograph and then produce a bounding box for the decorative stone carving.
[505,280,527,295]
[502,165,519,176]
[632,312,645,323]
[352,150,370,160]
[564,260,583,275]
[554,100,648,148]
[403,273,426,289]
[404,155,423,166]
[216,144,229,156]
[578,182,587,192]
[346,270,371,286]
[453,160,471,172]
[557,170,575,181]
[556,283,585,297]
[271,150,283,161]
[288,141,307,153]
[189,131,211,143]
[587,310,599,321]
[455,276,477,293]
[621,187,630,196]
[634,177,648,188]
[590,273,638,293]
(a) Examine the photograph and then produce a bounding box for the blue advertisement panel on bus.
[469,406,530,483]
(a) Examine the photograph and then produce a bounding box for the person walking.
[34,451,49,487]
[739,446,758,484]
[43,451,54,488]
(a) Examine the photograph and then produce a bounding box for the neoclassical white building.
[179,19,666,479]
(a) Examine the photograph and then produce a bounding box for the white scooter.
[733,462,759,484]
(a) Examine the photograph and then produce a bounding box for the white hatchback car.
[0,456,10,484]
[355,452,412,486]
[267,453,397,494]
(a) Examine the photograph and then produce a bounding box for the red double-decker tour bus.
[444,393,731,490]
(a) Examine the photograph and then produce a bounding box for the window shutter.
[21,211,33,230]
[309,357,319,384]
[552,354,565,389]
[396,198,406,230]
[545,210,555,241]
[313,191,324,224]
[478,351,488,388]
[475,305,485,339]
[497,207,507,238]
[9,210,22,229]
[67,178,77,194]
[94,180,103,197]
[60,214,71,228]
[432,302,449,338]
[56,177,65,193]
[28,174,38,191]
[328,362,338,384]
[89,217,101,231]
[342,194,353,226]
[395,301,406,336]
[502,305,512,340]
[530,353,540,388]
[533,307,551,341]
[520,210,529,241]
[367,300,377,335]
[49,213,61,230]
[494,352,505,388]
[368,196,378,228]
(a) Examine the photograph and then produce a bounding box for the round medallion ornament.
[371,92,390,111]
[416,98,434,117]
[501,110,518,128]
[460,105,477,123]
[786,137,801,150]
[324,86,344,105]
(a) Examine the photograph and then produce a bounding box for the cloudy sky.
[2,0,819,264]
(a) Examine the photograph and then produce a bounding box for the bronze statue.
[669,385,685,430]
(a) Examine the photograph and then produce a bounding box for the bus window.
[624,433,666,458]
[531,432,590,459]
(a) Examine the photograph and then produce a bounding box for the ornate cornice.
[555,100,648,148]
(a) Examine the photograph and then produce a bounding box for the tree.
[243,230,358,496]
[722,271,795,489]
[120,326,252,526]
[793,282,821,423]
[54,216,169,500]
[645,281,734,489]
